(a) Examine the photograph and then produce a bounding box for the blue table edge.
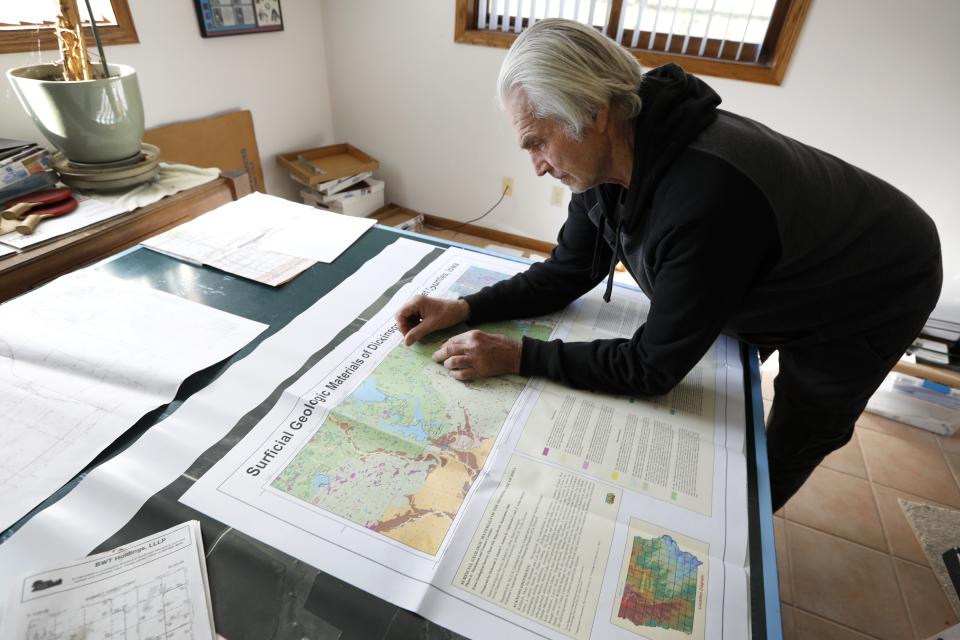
[748,345,783,639]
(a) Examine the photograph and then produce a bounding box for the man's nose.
[532,154,550,177]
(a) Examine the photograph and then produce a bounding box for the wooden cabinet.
[0,172,251,303]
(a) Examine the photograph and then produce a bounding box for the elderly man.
[395,19,941,510]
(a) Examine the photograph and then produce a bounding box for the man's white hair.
[498,18,644,140]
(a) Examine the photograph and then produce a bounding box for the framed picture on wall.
[194,0,283,38]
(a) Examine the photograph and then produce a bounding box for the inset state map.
[612,519,708,639]
[272,267,556,555]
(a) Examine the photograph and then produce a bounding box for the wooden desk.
[0,172,251,303]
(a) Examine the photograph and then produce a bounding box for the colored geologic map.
[617,534,703,634]
[272,266,556,555]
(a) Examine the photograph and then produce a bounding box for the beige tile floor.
[764,356,960,640]
[378,210,960,639]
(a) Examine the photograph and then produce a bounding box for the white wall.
[2,2,956,317]
[0,0,334,199]
[320,1,960,318]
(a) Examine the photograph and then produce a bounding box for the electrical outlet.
[550,186,565,206]
[502,176,514,197]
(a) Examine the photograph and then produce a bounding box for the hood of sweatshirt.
[623,63,721,231]
[594,63,722,301]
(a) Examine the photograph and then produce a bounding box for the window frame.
[0,0,138,55]
[454,0,811,85]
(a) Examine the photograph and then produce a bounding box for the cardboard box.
[301,181,385,218]
[300,188,323,208]
[145,110,265,192]
[316,170,373,196]
[320,178,384,205]
[277,144,378,187]
[328,187,385,218]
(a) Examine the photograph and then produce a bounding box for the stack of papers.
[0,141,55,204]
[1,521,216,639]
[143,191,376,286]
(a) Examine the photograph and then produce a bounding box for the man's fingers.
[395,296,425,336]
[397,296,471,348]
[431,342,450,362]
[426,330,518,380]
[442,355,470,370]
[449,367,477,381]
[407,315,452,346]
[397,314,418,336]
[432,334,468,361]
[404,322,431,346]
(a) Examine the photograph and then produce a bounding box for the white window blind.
[479,0,777,63]
[482,0,613,31]
[0,0,118,29]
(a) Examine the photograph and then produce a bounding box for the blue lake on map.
[349,378,436,444]
[378,391,433,443]
[354,378,387,402]
[311,473,330,495]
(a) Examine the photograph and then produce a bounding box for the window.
[454,0,810,85]
[0,0,138,55]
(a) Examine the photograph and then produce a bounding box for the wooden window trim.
[455,0,811,86]
[0,0,139,55]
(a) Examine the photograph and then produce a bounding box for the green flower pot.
[7,62,144,164]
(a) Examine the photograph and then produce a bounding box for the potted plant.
[6,0,144,165]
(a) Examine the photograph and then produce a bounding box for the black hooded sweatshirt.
[462,64,941,396]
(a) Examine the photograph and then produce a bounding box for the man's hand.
[431,330,521,381]
[395,295,471,346]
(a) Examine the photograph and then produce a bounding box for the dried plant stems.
[55,0,92,81]
[84,0,110,78]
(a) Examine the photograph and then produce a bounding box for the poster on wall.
[194,0,283,37]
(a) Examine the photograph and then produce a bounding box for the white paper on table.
[0,268,268,532]
[140,207,265,267]
[0,521,216,640]
[258,204,377,262]
[143,192,376,285]
[0,239,439,623]
[0,244,15,258]
[0,194,126,249]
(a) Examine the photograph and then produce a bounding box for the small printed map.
[273,266,556,555]
[617,533,704,636]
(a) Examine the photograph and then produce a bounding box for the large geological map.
[272,267,556,555]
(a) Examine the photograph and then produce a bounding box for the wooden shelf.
[0,172,250,303]
[893,360,960,390]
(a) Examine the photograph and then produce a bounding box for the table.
[0,171,251,303]
[0,226,780,639]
